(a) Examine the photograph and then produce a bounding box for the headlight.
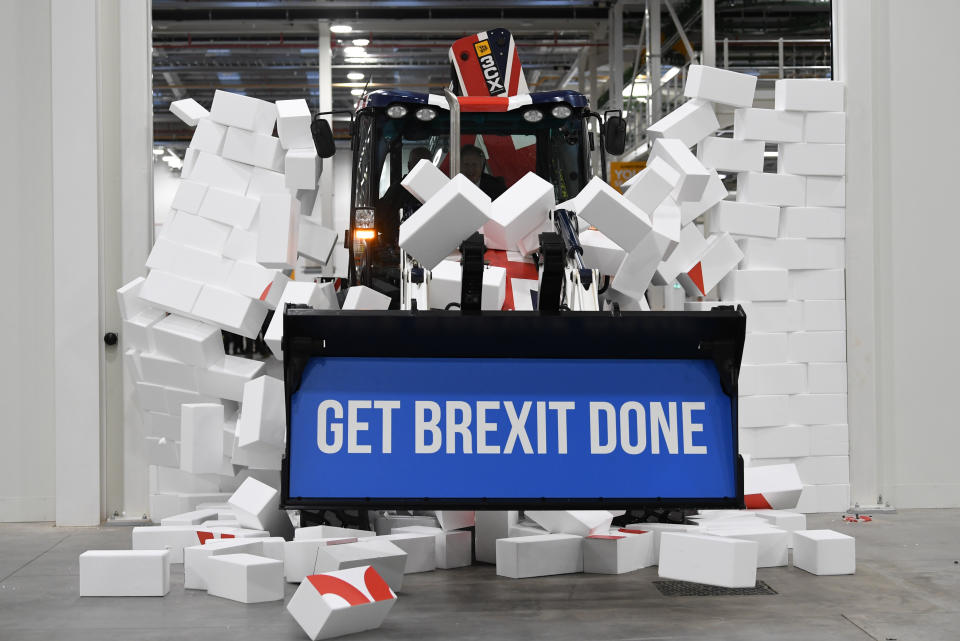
[415,107,437,121]
[522,109,544,123]
[386,104,408,118]
[551,104,572,119]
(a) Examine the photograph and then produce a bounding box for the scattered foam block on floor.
[372,513,440,535]
[646,98,719,148]
[508,521,549,538]
[703,526,789,567]
[399,174,490,269]
[752,510,807,547]
[583,530,654,574]
[734,108,804,143]
[132,525,209,564]
[287,567,397,641]
[624,522,694,561]
[475,510,519,564]
[284,539,359,583]
[257,192,300,269]
[151,315,224,367]
[496,534,583,578]
[161,509,221,526]
[180,403,224,475]
[299,217,338,263]
[650,138,711,201]
[434,510,474,531]
[314,541,407,592]
[296,525,376,541]
[228,477,293,539]
[570,177,652,251]
[206,553,284,603]
[192,285,269,339]
[183,538,263,589]
[210,89,278,134]
[678,233,743,297]
[658,532,757,588]
[525,511,612,537]
[197,355,265,402]
[707,200,779,238]
[170,97,209,127]
[265,281,338,359]
[775,79,845,112]
[579,229,626,276]
[285,148,319,190]
[736,172,805,206]
[622,157,679,214]
[745,463,803,510]
[778,143,845,176]
[698,137,763,173]
[342,285,392,310]
[392,526,471,569]
[171,180,208,214]
[484,172,554,248]
[79,550,170,597]
[792,529,855,575]
[402,159,450,204]
[684,65,757,108]
[275,98,313,149]
[189,118,227,155]
[375,533,437,573]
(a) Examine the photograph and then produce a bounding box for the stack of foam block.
[694,78,848,513]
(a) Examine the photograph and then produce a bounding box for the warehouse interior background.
[0,0,958,528]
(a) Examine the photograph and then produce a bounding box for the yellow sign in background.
[609,161,646,193]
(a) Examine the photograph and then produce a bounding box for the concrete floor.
[0,511,958,641]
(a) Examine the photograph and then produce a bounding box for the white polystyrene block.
[135,382,169,413]
[780,206,845,239]
[808,363,847,394]
[299,217,337,263]
[496,534,583,579]
[183,538,263,590]
[145,238,233,290]
[677,171,728,226]
[684,65,757,108]
[622,157,679,214]
[190,151,254,195]
[170,98,209,127]
[151,315,224,367]
[433,510,474,531]
[401,159,451,204]
[610,233,662,299]
[789,331,846,362]
[652,198,682,259]
[583,531,654,574]
[525,511,612,537]
[790,269,845,300]
[275,99,313,149]
[376,533,437,573]
[678,233,743,297]
[228,477,292,538]
[132,525,213,564]
[738,363,806,396]
[475,511,519,564]
[734,108,804,143]
[790,394,847,426]
[508,521,549,538]
[654,222,707,286]
[745,463,803,510]
[143,438,181,468]
[803,300,845,331]
[161,509,221,526]
[392,526,471,569]
[287,566,397,641]
[342,285,392,310]
[188,118,227,155]
[482,265,507,311]
[698,137,763,173]
[236,375,285,450]
[197,186,259,230]
[257,192,300,269]
[707,201,779,238]
[646,99,719,148]
[372,513,438,535]
[264,281,338,359]
[399,174,490,270]
[649,138,711,201]
[704,527,789,567]
[142,411,180,440]
[804,112,845,144]
[792,529,854,575]
[171,180,209,214]
[79,550,171,597]
[226,261,289,309]
[778,143,845,177]
[579,229,627,276]
[209,90,278,134]
[797,455,850,486]
[296,525,376,541]
[221,126,284,172]
[746,425,811,459]
[246,166,289,198]
[751,511,806,545]
[775,79,845,112]
[484,172,554,248]
[138,351,198,390]
[741,300,803,333]
[285,148,319,190]
[161,212,232,255]
[197,355,265,402]
[805,176,845,207]
[742,332,789,365]
[222,227,259,261]
[206,553,284,603]
[192,285,268,339]
[123,308,166,352]
[570,177,652,251]
[718,269,788,301]
[284,539,359,583]
[736,172,804,206]
[646,283,686,311]
[180,403,224,475]
[659,532,757,587]
[739,393,788,427]
[738,238,844,270]
[314,541,407,592]
[117,276,150,322]
[181,148,199,179]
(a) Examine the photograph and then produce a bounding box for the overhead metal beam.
[664,0,695,62]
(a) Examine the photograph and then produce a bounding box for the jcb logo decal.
[473,39,505,95]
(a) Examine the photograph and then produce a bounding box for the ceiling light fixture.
[352,38,370,47]
[330,25,352,33]
[351,88,364,96]
[347,72,364,80]
[343,46,367,57]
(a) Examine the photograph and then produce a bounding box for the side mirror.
[603,114,626,156]
[311,116,337,158]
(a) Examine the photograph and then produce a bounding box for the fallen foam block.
[677,170,728,226]
[508,521,549,538]
[622,157,679,214]
[734,107,804,143]
[433,510,474,531]
[236,375,285,450]
[257,192,300,269]
[189,118,227,155]
[183,538,263,590]
[79,550,170,596]
[399,174,490,269]
[707,200,779,239]
[372,513,440,536]
[401,159,450,203]
[678,233,743,297]
[654,222,707,286]
[284,539,359,583]
[170,98,209,127]
[570,177,652,251]
[392,526,471,569]
[496,534,583,578]
[132,525,212,564]
[792,529,855,575]
[206,553,284,603]
[484,171,554,248]
[161,509,221,526]
[285,148,319,190]
[180,403,224,475]
[223,227,258,261]
[116,277,150,321]
[151,315,224,367]
[197,186,260,229]
[296,525,376,541]
[647,99,719,148]
[698,137,763,173]
[192,285,269,339]
[650,138,711,202]
[299,217,338,263]
[775,79,845,112]
[744,463,803,510]
[287,567,397,641]
[226,261,289,309]
[375,533,437,573]
[209,89,278,134]
[342,285,392,310]
[778,143,845,176]
[610,233,663,299]
[228,477,293,539]
[703,526,789,567]
[583,530,654,574]
[525,510,612,537]
[264,281,338,359]
[314,541,407,592]
[197,355,265,402]
[275,98,313,149]
[579,229,627,276]
[684,65,757,108]
[171,180,208,214]
[475,511,519,564]
[646,283,686,311]
[190,151,253,195]
[736,172,805,206]
[751,510,807,546]
[658,532,757,588]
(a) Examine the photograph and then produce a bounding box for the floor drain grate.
[653,580,778,597]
